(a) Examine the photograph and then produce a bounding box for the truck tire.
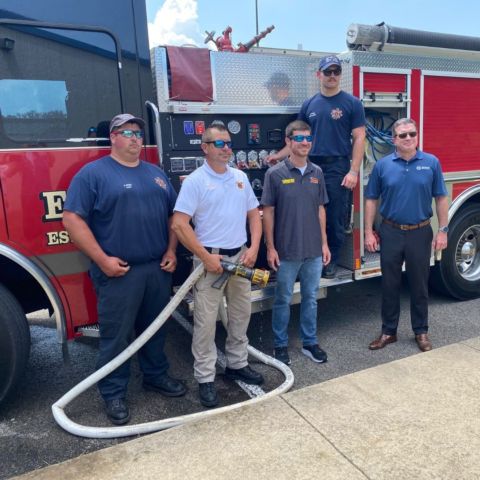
[431,204,480,300]
[0,284,31,406]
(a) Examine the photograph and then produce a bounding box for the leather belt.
[382,218,431,231]
[205,246,242,256]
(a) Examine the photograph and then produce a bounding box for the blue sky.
[147,0,480,53]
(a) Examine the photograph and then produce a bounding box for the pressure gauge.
[236,150,247,169]
[259,149,269,167]
[228,120,241,135]
[247,150,260,169]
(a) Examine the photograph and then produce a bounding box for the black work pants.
[90,261,171,401]
[379,222,433,335]
[312,156,350,263]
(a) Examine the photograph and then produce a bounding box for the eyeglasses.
[289,134,313,142]
[204,140,232,148]
[112,129,144,139]
[322,68,342,77]
[395,131,417,139]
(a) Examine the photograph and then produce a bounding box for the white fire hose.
[52,263,294,438]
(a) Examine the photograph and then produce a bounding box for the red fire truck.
[1,2,479,406]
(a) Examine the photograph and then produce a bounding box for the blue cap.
[318,55,341,71]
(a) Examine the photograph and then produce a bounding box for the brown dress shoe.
[415,333,432,352]
[368,333,397,350]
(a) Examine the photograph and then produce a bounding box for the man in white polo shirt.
[172,123,263,408]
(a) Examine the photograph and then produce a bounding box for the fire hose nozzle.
[212,260,270,289]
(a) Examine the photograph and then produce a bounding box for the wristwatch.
[438,225,449,233]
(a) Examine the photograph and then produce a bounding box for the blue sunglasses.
[112,129,144,139]
[289,135,313,142]
[204,140,233,149]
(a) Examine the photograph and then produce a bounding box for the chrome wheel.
[455,224,480,280]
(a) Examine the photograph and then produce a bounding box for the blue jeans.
[272,257,323,348]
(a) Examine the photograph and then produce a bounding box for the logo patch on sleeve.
[154,177,167,189]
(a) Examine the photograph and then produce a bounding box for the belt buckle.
[400,224,409,231]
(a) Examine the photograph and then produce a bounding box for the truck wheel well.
[0,256,51,315]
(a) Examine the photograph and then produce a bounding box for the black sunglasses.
[323,68,342,77]
[395,131,417,139]
[204,140,233,149]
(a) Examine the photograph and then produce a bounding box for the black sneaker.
[143,374,187,397]
[302,344,328,363]
[273,347,291,365]
[225,365,264,385]
[199,382,218,408]
[322,262,337,279]
[105,398,130,425]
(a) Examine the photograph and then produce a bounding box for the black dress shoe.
[105,398,130,425]
[322,263,337,279]
[225,365,264,385]
[143,374,187,397]
[199,382,218,408]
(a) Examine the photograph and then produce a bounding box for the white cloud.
[148,0,204,48]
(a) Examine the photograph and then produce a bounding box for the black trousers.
[379,222,433,335]
[311,156,350,263]
[90,261,171,401]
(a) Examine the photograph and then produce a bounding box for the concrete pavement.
[15,337,480,480]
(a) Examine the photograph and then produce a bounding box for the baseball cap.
[318,55,342,71]
[109,113,145,133]
[264,71,290,88]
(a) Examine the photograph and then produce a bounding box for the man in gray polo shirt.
[261,120,330,365]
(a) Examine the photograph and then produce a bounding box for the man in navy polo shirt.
[267,55,365,279]
[63,113,186,425]
[364,118,449,352]
[262,120,331,366]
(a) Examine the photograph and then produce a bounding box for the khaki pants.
[192,248,251,383]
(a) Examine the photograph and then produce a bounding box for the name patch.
[282,178,295,184]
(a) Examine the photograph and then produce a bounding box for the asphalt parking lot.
[1,276,479,479]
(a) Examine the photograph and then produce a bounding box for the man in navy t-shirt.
[268,55,366,278]
[63,113,186,425]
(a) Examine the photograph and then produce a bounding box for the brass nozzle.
[250,268,270,288]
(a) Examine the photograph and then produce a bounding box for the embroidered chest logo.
[154,177,167,189]
[236,181,245,190]
[416,166,431,171]
[282,178,295,184]
[309,177,319,184]
[123,183,133,189]
[330,108,343,120]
